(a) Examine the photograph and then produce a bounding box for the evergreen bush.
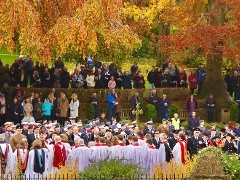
[146,104,157,119]
[169,104,179,119]
[86,103,95,120]
[230,104,239,122]
[80,158,145,180]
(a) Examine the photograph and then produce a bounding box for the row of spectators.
[0,55,206,93]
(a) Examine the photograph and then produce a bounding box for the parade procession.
[0,115,239,179]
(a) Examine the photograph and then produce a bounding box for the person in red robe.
[52,135,66,169]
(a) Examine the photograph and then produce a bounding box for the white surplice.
[0,143,15,175]
[24,148,48,180]
[68,146,93,171]
[90,146,110,163]
[172,141,186,165]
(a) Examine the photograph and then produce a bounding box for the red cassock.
[53,142,67,169]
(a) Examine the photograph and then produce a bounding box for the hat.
[106,129,111,132]
[86,128,92,133]
[193,128,201,132]
[172,130,179,134]
[199,120,204,123]
[147,120,153,125]
[21,122,28,126]
[29,122,35,125]
[19,55,24,58]
[210,129,216,132]
[203,132,209,137]
[220,128,226,133]
[85,124,90,129]
[4,122,12,126]
[226,133,235,139]
[212,135,221,139]
[154,131,160,134]
[211,123,216,126]
[162,118,167,122]
[16,124,23,129]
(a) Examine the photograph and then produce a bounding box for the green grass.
[0,49,19,64]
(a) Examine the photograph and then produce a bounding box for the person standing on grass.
[41,97,53,121]
[188,70,198,95]
[159,94,170,120]
[205,94,216,122]
[107,89,116,121]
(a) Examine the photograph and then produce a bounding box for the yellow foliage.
[154,155,196,179]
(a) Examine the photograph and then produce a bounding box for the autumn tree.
[0,0,141,62]
[158,0,240,112]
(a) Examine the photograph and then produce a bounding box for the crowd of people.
[0,55,208,92]
[0,115,239,179]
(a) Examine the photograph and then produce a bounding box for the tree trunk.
[156,19,170,67]
[199,0,234,121]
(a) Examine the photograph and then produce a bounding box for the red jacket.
[188,74,198,89]
[53,142,66,169]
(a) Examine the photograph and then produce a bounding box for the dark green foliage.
[86,103,95,120]
[230,104,239,122]
[169,104,179,119]
[139,98,147,112]
[80,158,144,180]
[146,104,157,119]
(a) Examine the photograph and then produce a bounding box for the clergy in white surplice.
[172,133,187,165]
[90,137,110,163]
[24,140,48,179]
[68,138,92,171]
[0,134,15,177]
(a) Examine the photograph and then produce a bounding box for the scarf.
[179,140,186,164]
[33,148,45,174]
[17,149,29,171]
[0,144,9,174]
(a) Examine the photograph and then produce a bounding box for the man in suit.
[152,131,161,149]
[188,111,200,131]
[27,126,40,149]
[148,89,160,118]
[205,94,216,122]
[187,128,204,158]
[168,130,179,150]
[129,92,140,121]
[94,69,105,89]
[4,122,14,144]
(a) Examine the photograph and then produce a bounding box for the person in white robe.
[90,137,110,163]
[13,139,29,175]
[172,133,187,165]
[0,134,15,178]
[67,138,92,171]
[69,93,79,118]
[24,140,48,180]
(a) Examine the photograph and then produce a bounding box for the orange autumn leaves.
[0,0,141,61]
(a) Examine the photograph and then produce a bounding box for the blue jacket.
[107,93,116,108]
[42,102,53,116]
[159,99,170,113]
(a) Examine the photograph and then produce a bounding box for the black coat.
[168,137,178,150]
[94,74,105,89]
[152,138,161,149]
[187,136,204,157]
[27,133,37,149]
[60,71,70,88]
[222,141,237,154]
[205,98,216,114]
[129,96,140,110]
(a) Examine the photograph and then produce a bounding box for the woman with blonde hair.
[57,93,69,125]
[25,140,48,179]
[69,93,79,118]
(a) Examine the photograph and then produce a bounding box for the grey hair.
[74,136,81,143]
[54,135,62,142]
[160,133,167,139]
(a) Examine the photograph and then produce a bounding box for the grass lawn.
[0,49,154,88]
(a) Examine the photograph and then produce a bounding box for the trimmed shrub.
[169,104,179,119]
[86,103,95,120]
[230,104,239,122]
[146,104,157,119]
[80,158,144,180]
